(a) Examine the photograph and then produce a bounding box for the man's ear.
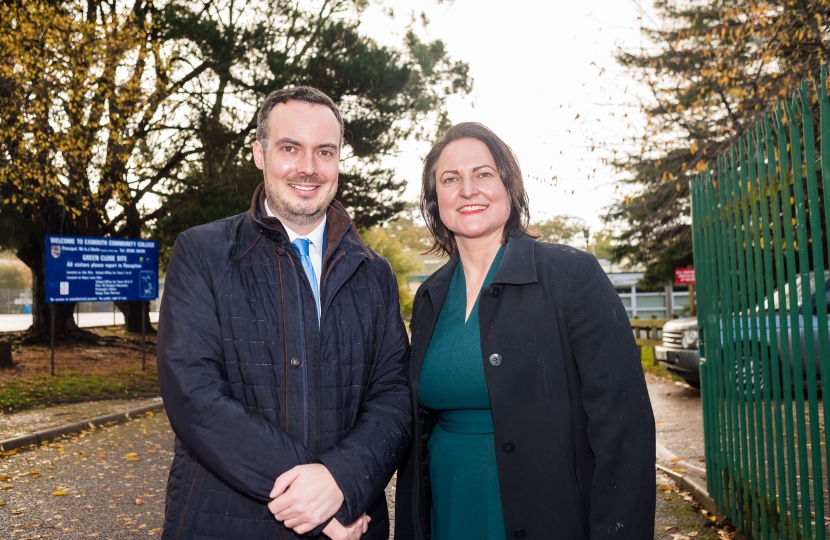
[253,140,265,170]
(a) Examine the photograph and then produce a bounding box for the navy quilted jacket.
[157,184,412,539]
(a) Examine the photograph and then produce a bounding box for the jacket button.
[290,357,302,368]
[491,286,500,298]
[502,441,515,453]
[513,530,526,539]
[489,353,502,366]
[276,248,286,256]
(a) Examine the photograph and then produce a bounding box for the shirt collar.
[264,198,327,252]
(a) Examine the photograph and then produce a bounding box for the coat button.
[491,286,500,298]
[513,530,526,539]
[489,353,502,366]
[276,248,286,256]
[502,441,515,453]
[290,357,302,368]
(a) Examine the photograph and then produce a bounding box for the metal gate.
[691,68,830,539]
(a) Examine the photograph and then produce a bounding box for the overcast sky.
[360,0,652,232]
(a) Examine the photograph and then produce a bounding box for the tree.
[155,1,471,264]
[362,226,419,319]
[0,0,471,339]
[608,0,830,286]
[533,216,588,246]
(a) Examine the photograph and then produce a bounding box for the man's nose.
[296,150,317,176]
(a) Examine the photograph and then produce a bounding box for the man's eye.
[282,146,295,152]
[320,150,332,157]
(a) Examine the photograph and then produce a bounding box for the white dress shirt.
[264,199,326,291]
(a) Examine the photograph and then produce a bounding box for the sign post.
[45,235,159,374]
[675,267,696,316]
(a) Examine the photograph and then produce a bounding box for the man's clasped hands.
[268,463,370,540]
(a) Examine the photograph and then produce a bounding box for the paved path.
[0,397,163,441]
[0,313,160,333]
[646,374,709,483]
[0,410,171,539]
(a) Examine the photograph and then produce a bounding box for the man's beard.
[264,174,335,226]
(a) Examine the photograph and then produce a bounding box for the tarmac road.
[0,411,171,539]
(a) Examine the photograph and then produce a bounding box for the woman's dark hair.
[421,122,537,257]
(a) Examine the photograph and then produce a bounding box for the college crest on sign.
[51,245,61,258]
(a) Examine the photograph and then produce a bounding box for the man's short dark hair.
[256,86,344,146]
[420,122,538,257]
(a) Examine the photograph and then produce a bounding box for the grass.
[640,346,682,382]
[0,369,159,410]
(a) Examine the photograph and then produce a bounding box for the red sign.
[675,267,695,285]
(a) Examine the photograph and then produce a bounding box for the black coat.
[395,233,655,540]
[157,184,412,540]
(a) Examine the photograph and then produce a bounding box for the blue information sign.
[45,235,159,303]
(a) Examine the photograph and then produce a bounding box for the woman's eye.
[479,172,492,178]
[442,176,458,183]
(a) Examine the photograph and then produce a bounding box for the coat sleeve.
[157,232,314,502]
[315,260,413,525]
[563,254,656,539]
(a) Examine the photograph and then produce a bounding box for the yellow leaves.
[124,452,140,461]
[676,182,682,192]
[1,484,13,489]
[52,490,68,496]
[690,142,699,154]
[658,484,674,491]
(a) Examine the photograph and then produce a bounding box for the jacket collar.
[419,231,537,316]
[246,182,372,262]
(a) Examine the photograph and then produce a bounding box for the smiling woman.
[396,122,656,540]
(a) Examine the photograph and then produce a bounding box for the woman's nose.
[460,175,478,198]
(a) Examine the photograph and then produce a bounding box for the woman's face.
[435,137,511,243]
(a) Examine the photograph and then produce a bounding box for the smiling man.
[158,87,412,540]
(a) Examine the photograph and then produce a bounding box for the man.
[158,86,412,540]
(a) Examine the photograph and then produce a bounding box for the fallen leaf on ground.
[124,452,138,457]
[1,484,13,489]
[135,497,144,505]
[670,457,681,462]
[0,475,9,481]
[0,501,5,507]
[663,526,678,532]
[52,490,67,496]
[113,494,124,498]
[658,485,674,491]
[148,449,157,454]
[97,453,106,460]
[127,457,140,462]
[672,468,686,473]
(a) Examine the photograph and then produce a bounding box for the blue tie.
[291,238,320,324]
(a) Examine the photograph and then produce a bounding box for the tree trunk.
[116,301,155,334]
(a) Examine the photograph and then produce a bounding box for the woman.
[394,123,655,540]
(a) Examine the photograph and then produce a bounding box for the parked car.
[655,317,700,387]
[655,273,830,389]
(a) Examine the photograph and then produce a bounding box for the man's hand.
[268,463,345,534]
[323,514,370,540]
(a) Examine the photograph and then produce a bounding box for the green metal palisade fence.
[691,68,830,539]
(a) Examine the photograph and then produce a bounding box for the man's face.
[253,101,340,232]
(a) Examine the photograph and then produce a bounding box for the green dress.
[418,247,506,540]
